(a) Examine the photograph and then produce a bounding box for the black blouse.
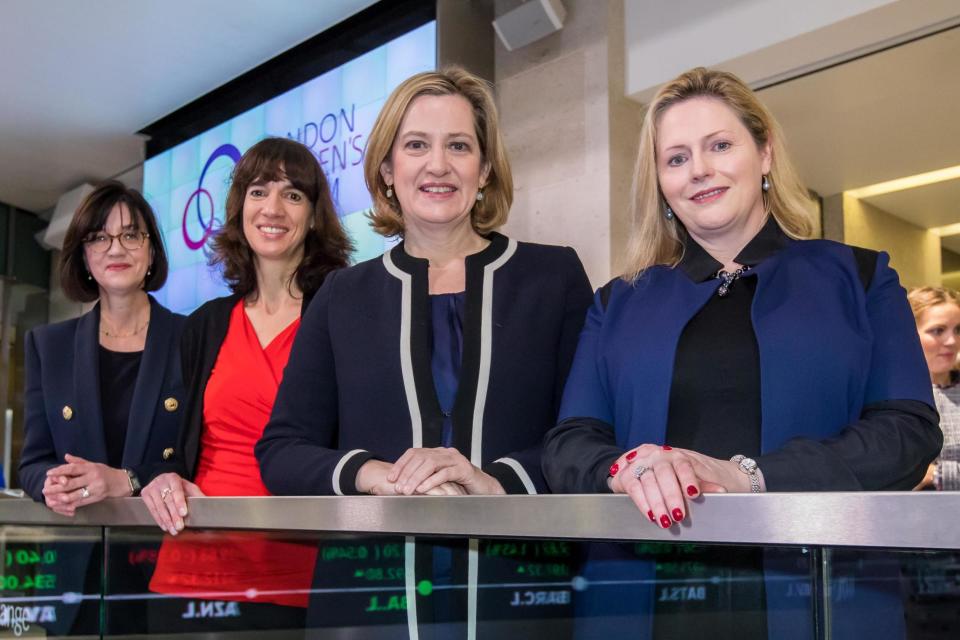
[98,346,142,468]
[665,226,775,458]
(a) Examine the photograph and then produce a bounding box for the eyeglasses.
[83,230,149,253]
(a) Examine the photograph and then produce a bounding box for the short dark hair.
[60,180,169,302]
[211,137,353,298]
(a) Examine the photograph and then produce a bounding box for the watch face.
[740,458,758,473]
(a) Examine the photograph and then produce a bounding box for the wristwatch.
[124,468,142,497]
[730,455,762,493]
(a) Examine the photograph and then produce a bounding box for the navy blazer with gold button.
[18,296,185,501]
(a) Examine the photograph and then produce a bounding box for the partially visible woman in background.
[909,286,960,490]
[140,137,352,634]
[19,179,183,635]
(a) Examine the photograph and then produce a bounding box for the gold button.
[163,397,179,412]
[162,447,175,460]
[62,406,73,421]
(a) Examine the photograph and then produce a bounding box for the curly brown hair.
[210,137,353,298]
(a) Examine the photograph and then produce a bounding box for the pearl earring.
[476,190,484,202]
[762,175,770,192]
[664,205,674,220]
[386,186,393,198]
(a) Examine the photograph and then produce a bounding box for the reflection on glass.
[0,525,103,637]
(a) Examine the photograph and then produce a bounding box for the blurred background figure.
[909,286,960,490]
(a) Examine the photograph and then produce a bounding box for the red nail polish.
[626,450,637,461]
[662,445,673,451]
[647,510,655,522]
[672,508,684,522]
[687,485,699,497]
[609,463,619,476]
[659,515,671,528]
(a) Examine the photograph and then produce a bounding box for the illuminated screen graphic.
[143,22,436,314]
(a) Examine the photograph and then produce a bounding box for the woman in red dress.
[139,137,352,631]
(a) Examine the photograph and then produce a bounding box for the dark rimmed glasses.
[83,230,150,253]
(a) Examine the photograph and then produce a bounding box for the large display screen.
[142,22,436,314]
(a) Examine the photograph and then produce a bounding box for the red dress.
[150,301,317,607]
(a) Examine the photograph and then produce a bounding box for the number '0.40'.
[6,550,57,567]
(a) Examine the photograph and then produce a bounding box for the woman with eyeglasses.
[18,179,184,635]
[20,179,182,513]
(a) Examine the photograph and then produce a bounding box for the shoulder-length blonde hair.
[364,66,513,237]
[622,67,814,282]
[908,286,960,322]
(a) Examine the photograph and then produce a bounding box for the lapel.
[121,296,172,467]
[73,304,108,461]
[385,233,513,457]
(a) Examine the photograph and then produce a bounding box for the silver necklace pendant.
[715,265,751,297]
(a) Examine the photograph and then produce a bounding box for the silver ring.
[160,487,173,501]
[80,486,90,499]
[632,465,650,479]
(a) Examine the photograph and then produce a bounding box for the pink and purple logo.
[180,144,242,250]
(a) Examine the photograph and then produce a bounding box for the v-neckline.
[240,303,300,352]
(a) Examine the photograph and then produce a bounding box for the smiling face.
[83,203,152,298]
[917,302,960,384]
[656,97,772,248]
[379,94,490,239]
[241,175,311,267]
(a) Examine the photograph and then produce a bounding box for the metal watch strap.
[730,455,761,493]
[124,468,141,496]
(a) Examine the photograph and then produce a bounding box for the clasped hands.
[608,444,765,528]
[42,454,132,517]
[357,447,505,497]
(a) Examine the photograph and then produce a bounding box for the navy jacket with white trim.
[256,232,593,495]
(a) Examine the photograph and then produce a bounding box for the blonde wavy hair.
[363,66,513,237]
[622,67,815,282]
[908,286,960,322]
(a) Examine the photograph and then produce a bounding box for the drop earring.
[762,175,770,192]
[664,205,674,220]
[385,186,393,198]
[476,190,484,202]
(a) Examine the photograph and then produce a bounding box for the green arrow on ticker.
[417,580,433,597]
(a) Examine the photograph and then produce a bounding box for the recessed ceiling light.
[845,165,960,200]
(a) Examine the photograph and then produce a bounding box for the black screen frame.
[139,0,436,158]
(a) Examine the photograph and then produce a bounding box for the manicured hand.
[388,447,505,495]
[43,454,131,515]
[141,473,205,535]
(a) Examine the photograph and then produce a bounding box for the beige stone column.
[495,0,642,288]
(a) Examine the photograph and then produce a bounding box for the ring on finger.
[80,486,90,499]
[160,487,173,501]
[632,465,650,479]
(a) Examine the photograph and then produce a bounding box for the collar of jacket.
[677,216,791,283]
[387,231,511,277]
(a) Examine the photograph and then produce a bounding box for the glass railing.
[0,493,957,638]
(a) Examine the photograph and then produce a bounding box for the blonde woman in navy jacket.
[18,181,183,635]
[542,68,940,640]
[256,67,592,635]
